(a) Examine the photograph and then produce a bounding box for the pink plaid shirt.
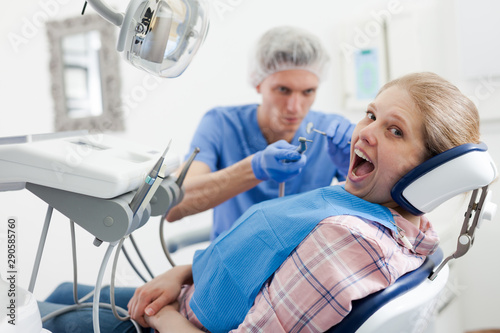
[179,210,439,332]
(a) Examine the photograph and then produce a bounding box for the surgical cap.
[248,26,330,87]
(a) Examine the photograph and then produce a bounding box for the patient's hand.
[145,302,202,333]
[128,265,193,327]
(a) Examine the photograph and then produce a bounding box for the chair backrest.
[327,247,446,333]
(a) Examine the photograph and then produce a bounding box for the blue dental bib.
[190,185,395,333]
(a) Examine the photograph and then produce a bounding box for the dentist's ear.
[256,84,262,94]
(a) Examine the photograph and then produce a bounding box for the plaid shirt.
[180,210,439,332]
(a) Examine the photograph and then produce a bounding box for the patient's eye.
[366,111,376,120]
[390,127,403,137]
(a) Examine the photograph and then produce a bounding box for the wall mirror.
[46,14,124,132]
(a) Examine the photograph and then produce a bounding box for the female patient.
[41,72,480,332]
[126,72,479,332]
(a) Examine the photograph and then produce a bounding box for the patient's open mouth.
[352,149,375,177]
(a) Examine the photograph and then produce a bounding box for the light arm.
[86,0,124,26]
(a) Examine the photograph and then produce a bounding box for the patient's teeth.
[355,149,370,162]
[352,149,374,177]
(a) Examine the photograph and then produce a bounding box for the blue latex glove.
[251,140,307,183]
[325,118,355,176]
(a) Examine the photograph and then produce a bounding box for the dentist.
[167,26,355,238]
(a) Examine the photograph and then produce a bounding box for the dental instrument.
[307,121,352,144]
[159,147,201,267]
[121,146,200,281]
[295,137,313,154]
[279,137,312,197]
[85,0,209,78]
[306,122,327,136]
[129,140,172,215]
[176,147,201,187]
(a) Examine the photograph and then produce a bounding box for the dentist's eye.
[277,86,291,94]
[303,88,316,96]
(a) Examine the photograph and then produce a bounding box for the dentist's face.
[345,86,428,210]
[256,69,318,142]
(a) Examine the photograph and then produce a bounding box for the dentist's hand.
[326,118,355,176]
[251,140,307,183]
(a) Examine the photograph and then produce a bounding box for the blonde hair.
[379,72,480,158]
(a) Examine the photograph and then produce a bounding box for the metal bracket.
[429,185,497,280]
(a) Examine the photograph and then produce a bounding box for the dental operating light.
[86,0,209,77]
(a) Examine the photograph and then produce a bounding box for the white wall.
[0,0,499,331]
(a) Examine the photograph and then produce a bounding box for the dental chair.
[327,247,447,333]
[164,142,497,333]
[331,142,497,332]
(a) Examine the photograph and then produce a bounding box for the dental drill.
[129,140,172,216]
[279,137,312,197]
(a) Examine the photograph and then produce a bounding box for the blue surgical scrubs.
[187,104,350,238]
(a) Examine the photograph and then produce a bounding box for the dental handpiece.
[176,147,200,187]
[279,137,312,197]
[296,137,313,154]
[129,140,172,216]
